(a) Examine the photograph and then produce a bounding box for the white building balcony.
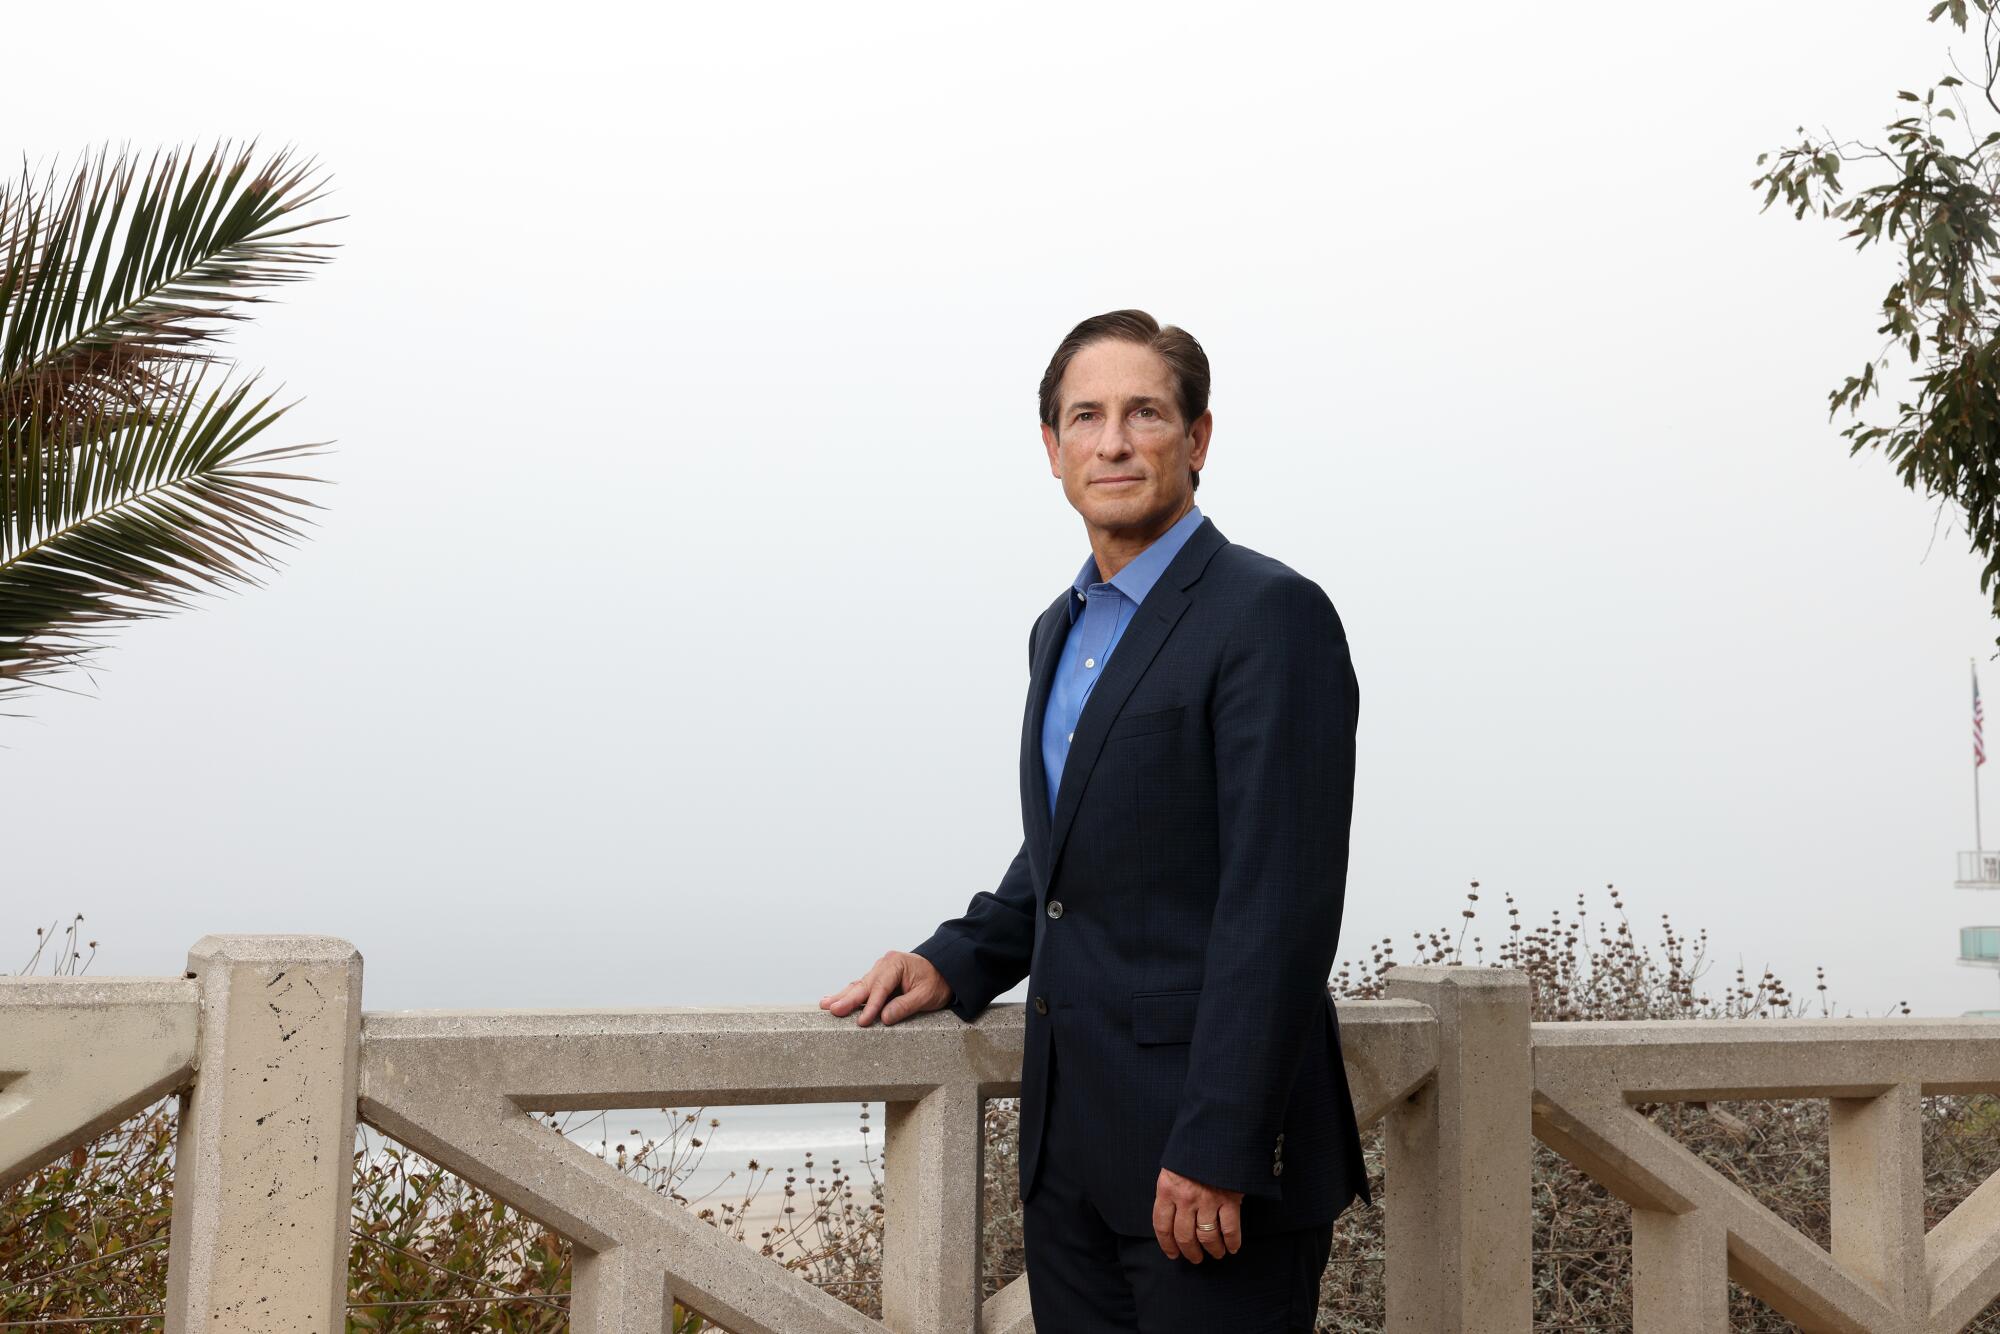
[1956,851,2000,888]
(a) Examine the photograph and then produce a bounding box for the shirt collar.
[1070,504,1205,610]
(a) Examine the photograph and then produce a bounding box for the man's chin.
[1080,500,1173,534]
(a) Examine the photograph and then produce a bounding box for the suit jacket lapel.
[1041,516,1228,884]
[1021,589,1070,864]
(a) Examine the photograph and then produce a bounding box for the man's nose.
[1096,420,1133,457]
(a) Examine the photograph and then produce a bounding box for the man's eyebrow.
[1067,395,1166,415]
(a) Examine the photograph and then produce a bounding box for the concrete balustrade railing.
[10,938,2000,1331]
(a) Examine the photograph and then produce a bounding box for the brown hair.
[1038,309,1209,493]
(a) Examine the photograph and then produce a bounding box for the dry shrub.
[0,918,172,1325]
[352,1109,890,1331]
[1317,883,2000,1333]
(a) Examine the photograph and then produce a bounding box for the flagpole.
[1977,659,1985,854]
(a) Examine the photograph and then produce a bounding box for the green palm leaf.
[0,367,323,695]
[0,141,336,433]
[0,142,338,708]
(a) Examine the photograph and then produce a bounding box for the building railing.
[1961,925,2000,965]
[1957,850,2000,888]
[7,937,2000,1331]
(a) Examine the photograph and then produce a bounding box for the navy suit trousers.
[1024,1036,1335,1333]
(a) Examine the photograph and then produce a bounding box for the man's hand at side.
[1153,1167,1245,1262]
[819,951,954,1027]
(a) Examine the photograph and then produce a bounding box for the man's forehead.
[1060,341,1175,402]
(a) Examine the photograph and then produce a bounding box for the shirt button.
[1066,732,1073,743]
[1047,900,1064,919]
[1084,658,1095,668]
[1033,995,1048,1015]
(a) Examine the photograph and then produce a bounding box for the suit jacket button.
[1046,900,1064,919]
[1033,996,1048,1015]
[1272,1161,1284,1177]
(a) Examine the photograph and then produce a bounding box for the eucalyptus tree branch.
[1762,0,2000,650]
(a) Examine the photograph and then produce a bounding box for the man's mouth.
[1093,476,1143,486]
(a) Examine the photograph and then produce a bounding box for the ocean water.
[535,1101,886,1205]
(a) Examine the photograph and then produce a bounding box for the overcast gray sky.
[7,0,1998,1018]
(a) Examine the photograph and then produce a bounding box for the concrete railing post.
[882,1081,984,1334]
[1382,966,1532,1334]
[1631,1209,1729,1332]
[164,936,362,1334]
[1828,1081,1925,1317]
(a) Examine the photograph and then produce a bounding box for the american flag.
[1978,669,1987,768]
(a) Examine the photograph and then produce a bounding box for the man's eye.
[1136,407,1157,418]
[1076,411,1095,422]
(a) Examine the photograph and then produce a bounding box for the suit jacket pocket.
[1106,704,1185,742]
[1131,987,1202,1044]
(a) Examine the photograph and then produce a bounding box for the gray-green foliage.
[1756,1,2000,646]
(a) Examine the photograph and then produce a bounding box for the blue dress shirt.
[1042,504,1205,814]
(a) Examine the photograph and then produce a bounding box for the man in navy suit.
[820,309,1368,1331]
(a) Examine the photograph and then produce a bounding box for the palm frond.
[0,141,338,436]
[0,365,324,695]
[0,141,338,710]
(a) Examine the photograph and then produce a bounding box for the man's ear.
[1188,410,1213,472]
[1042,421,1062,477]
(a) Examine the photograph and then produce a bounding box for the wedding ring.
[1195,1221,1217,1232]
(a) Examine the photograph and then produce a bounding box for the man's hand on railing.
[819,951,953,1027]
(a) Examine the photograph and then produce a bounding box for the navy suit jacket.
[910,515,1371,1238]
